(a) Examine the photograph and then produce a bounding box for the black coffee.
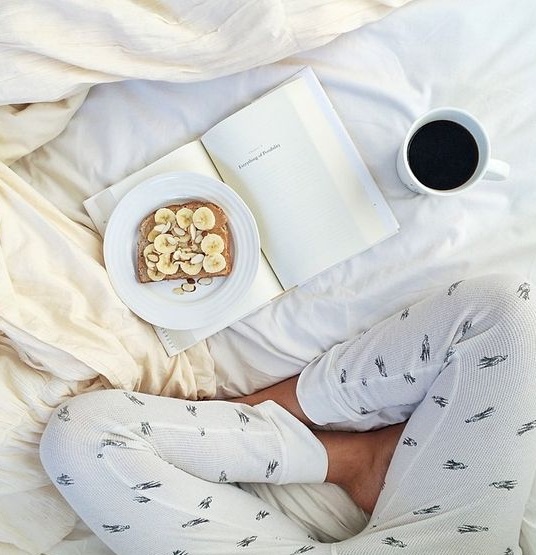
[407,120,479,190]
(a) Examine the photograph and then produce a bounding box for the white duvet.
[2,0,536,554]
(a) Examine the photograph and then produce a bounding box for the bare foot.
[315,422,405,515]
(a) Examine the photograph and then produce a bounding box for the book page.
[84,140,220,236]
[201,69,398,290]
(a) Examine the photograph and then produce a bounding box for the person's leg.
[313,423,406,515]
[237,274,536,553]
[40,273,536,554]
[299,273,536,554]
[40,390,334,555]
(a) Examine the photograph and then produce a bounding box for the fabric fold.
[0,92,88,165]
[0,0,413,105]
[0,163,215,552]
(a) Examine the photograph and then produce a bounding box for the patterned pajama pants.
[40,274,536,555]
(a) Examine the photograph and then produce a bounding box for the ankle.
[315,431,372,488]
[315,423,405,515]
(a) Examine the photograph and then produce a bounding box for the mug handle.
[484,158,510,181]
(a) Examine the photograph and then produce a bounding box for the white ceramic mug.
[396,107,510,196]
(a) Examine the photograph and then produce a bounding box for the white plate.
[104,171,260,330]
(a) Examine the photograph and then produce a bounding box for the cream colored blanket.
[0,0,408,165]
[0,2,411,553]
[0,163,215,554]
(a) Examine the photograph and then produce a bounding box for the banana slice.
[176,208,194,229]
[200,233,224,255]
[143,244,156,258]
[147,228,160,242]
[180,261,203,276]
[154,208,176,226]
[156,253,180,275]
[147,268,165,282]
[202,253,227,274]
[192,206,216,230]
[153,233,177,254]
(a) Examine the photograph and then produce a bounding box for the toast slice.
[137,201,232,283]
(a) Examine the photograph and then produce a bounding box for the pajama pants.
[40,274,536,555]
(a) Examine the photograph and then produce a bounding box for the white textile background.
[2,0,536,553]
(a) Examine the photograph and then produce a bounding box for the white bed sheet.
[9,0,536,552]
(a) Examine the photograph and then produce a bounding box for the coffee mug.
[396,107,510,195]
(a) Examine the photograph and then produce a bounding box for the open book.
[84,67,399,355]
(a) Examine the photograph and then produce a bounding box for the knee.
[453,274,536,370]
[39,389,128,475]
[458,273,536,324]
